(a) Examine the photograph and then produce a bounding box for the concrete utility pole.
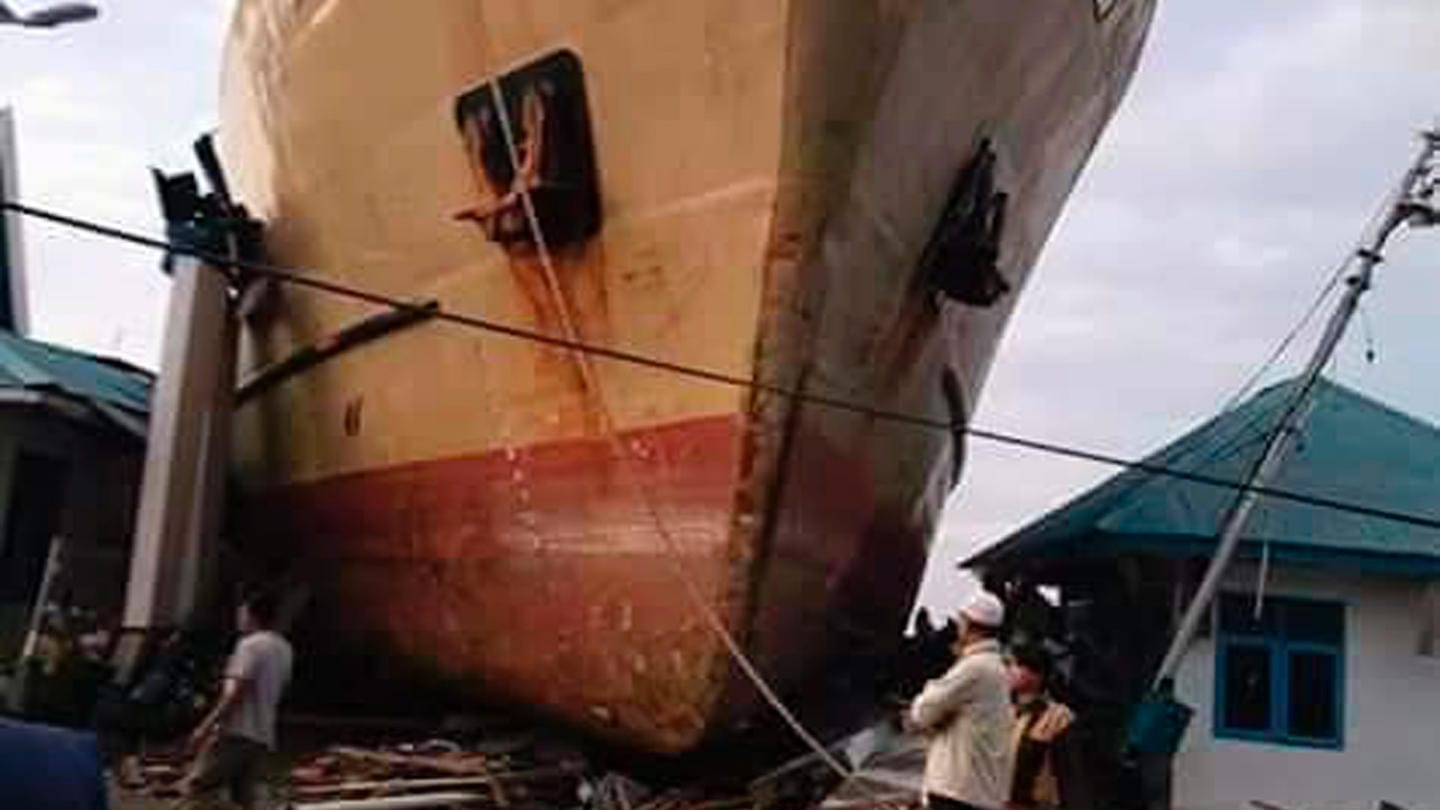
[121,250,234,631]
[116,136,258,674]
[1152,128,1440,689]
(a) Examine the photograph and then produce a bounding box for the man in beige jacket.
[908,592,1016,810]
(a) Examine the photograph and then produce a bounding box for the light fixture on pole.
[0,2,99,28]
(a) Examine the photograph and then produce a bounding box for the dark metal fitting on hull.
[453,50,603,252]
[918,138,1012,308]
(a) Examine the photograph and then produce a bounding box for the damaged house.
[0,110,152,662]
[968,377,1440,810]
[0,330,150,660]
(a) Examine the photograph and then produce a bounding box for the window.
[1215,594,1344,748]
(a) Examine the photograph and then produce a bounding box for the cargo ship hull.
[221,0,1155,753]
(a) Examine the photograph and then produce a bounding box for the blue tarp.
[0,719,108,810]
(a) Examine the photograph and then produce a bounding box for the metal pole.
[1152,129,1440,688]
[0,108,30,334]
[19,536,65,662]
[8,535,64,711]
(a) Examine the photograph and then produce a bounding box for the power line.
[1073,189,1401,538]
[1222,262,1346,413]
[484,73,861,788]
[7,198,1440,533]
[1221,184,1400,412]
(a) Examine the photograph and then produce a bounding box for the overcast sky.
[3,2,1439,619]
[2,1,226,358]
[922,0,1440,616]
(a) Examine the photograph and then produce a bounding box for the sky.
[3,2,1439,619]
[921,0,1440,616]
[2,1,227,359]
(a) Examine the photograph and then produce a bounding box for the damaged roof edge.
[0,329,153,418]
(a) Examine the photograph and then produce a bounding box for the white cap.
[959,591,1005,629]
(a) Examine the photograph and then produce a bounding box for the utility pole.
[114,135,259,677]
[1151,127,1440,689]
[0,108,27,333]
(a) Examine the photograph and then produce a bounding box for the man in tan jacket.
[907,592,1016,810]
[1007,645,1076,810]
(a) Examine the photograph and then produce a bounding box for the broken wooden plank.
[295,776,503,797]
[326,745,493,776]
[327,746,579,779]
[297,792,490,810]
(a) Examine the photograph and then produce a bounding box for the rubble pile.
[107,715,924,809]
[288,738,584,808]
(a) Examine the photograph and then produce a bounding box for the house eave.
[968,531,1440,579]
[0,388,148,440]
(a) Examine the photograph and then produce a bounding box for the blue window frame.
[1214,594,1344,749]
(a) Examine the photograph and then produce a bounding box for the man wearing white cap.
[907,591,1015,810]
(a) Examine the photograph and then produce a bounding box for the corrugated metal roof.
[0,330,151,417]
[966,377,1440,572]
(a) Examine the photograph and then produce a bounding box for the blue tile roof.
[966,378,1440,573]
[0,330,151,417]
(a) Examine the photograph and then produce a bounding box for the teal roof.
[966,377,1440,575]
[0,330,151,418]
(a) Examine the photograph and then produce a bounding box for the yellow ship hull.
[221,0,1155,753]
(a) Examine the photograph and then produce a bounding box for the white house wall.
[1173,560,1440,810]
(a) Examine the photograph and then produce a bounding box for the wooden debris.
[297,792,490,810]
[107,712,865,810]
[294,776,505,797]
[326,745,496,776]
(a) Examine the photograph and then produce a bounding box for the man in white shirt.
[907,592,1016,810]
[184,591,294,809]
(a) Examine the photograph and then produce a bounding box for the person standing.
[907,592,1015,810]
[184,591,293,810]
[1007,645,1077,810]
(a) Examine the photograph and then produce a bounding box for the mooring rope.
[481,76,860,782]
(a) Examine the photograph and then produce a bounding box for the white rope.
[483,75,862,784]
[487,80,602,401]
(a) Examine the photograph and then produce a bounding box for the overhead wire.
[1220,257,1347,413]
[1220,182,1400,413]
[1090,384,1286,520]
[474,83,860,785]
[13,193,1440,789]
[1116,183,1405,535]
[6,199,1440,538]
